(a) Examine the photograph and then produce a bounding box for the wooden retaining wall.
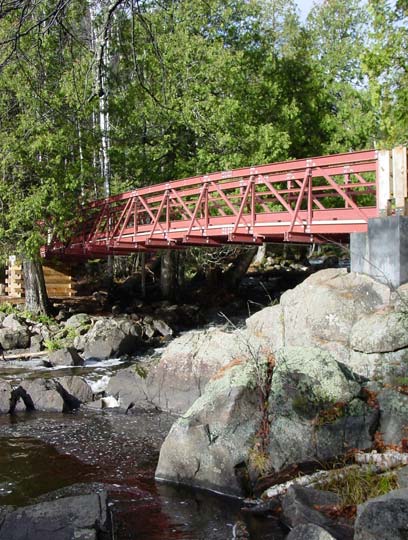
[5,258,76,299]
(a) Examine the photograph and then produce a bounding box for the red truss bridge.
[43,148,398,259]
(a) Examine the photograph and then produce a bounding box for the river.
[0,405,286,539]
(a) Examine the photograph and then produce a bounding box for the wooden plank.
[377,149,393,216]
[393,146,408,215]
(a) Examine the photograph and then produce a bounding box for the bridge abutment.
[351,215,408,288]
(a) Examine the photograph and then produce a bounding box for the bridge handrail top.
[89,148,377,209]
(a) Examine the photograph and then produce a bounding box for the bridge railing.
[45,149,384,257]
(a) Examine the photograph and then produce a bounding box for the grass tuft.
[318,466,399,507]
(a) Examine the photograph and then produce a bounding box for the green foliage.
[0,302,15,315]
[0,0,405,264]
[133,364,148,379]
[44,338,63,352]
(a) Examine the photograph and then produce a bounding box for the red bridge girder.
[43,149,380,259]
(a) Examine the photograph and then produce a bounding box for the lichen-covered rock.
[355,488,408,540]
[280,269,390,363]
[348,349,408,381]
[267,348,377,471]
[64,313,91,329]
[377,389,408,445]
[146,326,264,414]
[351,309,408,353]
[155,359,266,496]
[245,304,284,352]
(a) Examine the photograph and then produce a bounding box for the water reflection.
[0,410,286,539]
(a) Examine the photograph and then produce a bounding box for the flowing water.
[0,357,287,540]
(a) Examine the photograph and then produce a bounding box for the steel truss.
[43,149,379,258]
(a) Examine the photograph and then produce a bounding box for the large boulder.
[146,326,267,414]
[11,376,92,413]
[0,328,30,350]
[267,348,378,472]
[155,358,266,496]
[64,313,91,330]
[0,492,110,540]
[12,379,63,412]
[354,488,408,540]
[58,376,93,404]
[105,366,151,411]
[279,269,390,364]
[46,347,84,367]
[82,318,142,360]
[2,314,27,332]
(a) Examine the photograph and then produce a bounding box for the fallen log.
[3,350,49,361]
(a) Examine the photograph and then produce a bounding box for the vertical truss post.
[203,183,209,231]
[133,198,138,240]
[307,169,313,231]
[344,168,350,209]
[251,177,256,230]
[392,146,408,215]
[165,189,170,234]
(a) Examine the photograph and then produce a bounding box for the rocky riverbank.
[1,267,408,539]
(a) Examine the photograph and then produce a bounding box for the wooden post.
[5,256,24,298]
[392,146,408,215]
[377,149,393,216]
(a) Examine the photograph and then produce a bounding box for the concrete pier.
[351,216,408,288]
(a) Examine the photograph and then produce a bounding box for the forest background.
[0,0,406,310]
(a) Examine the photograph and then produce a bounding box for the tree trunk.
[23,259,50,315]
[176,251,185,291]
[223,247,258,290]
[253,243,266,266]
[160,250,177,300]
[140,252,146,299]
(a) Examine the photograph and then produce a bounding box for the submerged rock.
[0,381,11,413]
[282,486,353,539]
[0,492,111,540]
